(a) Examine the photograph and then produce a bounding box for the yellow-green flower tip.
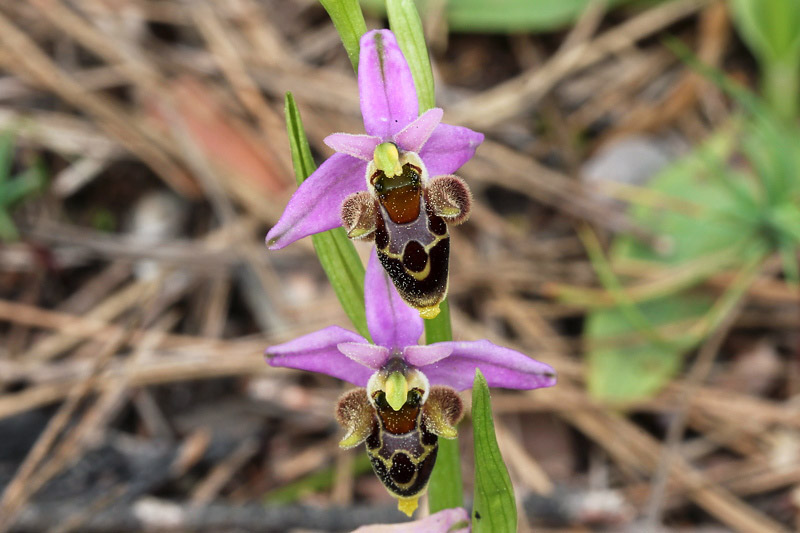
[418,305,440,320]
[373,142,402,177]
[397,495,419,516]
[338,431,363,449]
[385,371,408,411]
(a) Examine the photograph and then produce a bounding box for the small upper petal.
[266,326,374,387]
[403,344,453,367]
[324,133,381,161]
[266,153,367,249]
[393,108,443,153]
[418,123,484,177]
[365,250,423,350]
[419,340,556,391]
[338,342,391,369]
[358,30,419,138]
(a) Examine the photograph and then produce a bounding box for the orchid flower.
[266,251,556,516]
[266,29,484,319]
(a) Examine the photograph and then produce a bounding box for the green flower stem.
[763,58,800,121]
[284,92,370,339]
[319,0,367,72]
[425,299,463,512]
[387,0,462,512]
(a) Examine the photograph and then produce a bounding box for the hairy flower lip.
[265,29,484,251]
[266,250,556,392]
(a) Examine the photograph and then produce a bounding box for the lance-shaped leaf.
[284,93,369,339]
[386,0,435,112]
[471,369,516,533]
[319,0,367,72]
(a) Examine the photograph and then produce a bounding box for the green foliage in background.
[471,369,516,532]
[581,95,798,402]
[362,0,638,33]
[730,0,800,120]
[0,132,46,242]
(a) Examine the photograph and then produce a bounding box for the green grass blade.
[0,164,46,207]
[320,0,368,72]
[0,208,19,241]
[284,93,369,339]
[386,0,435,112]
[0,132,14,183]
[471,369,516,533]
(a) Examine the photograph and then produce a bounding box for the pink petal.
[420,340,556,391]
[266,326,374,387]
[351,508,470,533]
[324,133,381,161]
[418,123,484,177]
[358,30,419,138]
[266,153,367,249]
[403,344,452,367]
[365,250,423,350]
[338,342,391,369]
[393,108,443,153]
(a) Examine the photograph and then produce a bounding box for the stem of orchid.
[425,299,464,512]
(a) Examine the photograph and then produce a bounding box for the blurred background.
[0,0,799,531]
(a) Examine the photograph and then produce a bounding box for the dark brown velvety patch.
[402,241,428,273]
[377,403,420,435]
[427,211,447,236]
[389,452,416,485]
[379,186,421,224]
[375,214,389,250]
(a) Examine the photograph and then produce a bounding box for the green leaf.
[731,0,800,64]
[386,0,435,112]
[284,93,370,339]
[471,369,516,533]
[586,294,713,402]
[0,164,46,207]
[320,0,368,72]
[730,0,800,119]
[363,0,633,33]
[585,131,764,402]
[0,208,18,242]
[768,202,800,244]
[0,132,14,183]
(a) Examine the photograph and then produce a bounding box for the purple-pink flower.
[265,29,484,251]
[266,250,556,394]
[351,507,470,533]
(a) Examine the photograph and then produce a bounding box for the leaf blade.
[471,369,516,533]
[320,0,368,72]
[284,93,370,339]
[386,0,435,112]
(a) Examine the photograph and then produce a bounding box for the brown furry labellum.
[334,381,464,516]
[341,151,472,320]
